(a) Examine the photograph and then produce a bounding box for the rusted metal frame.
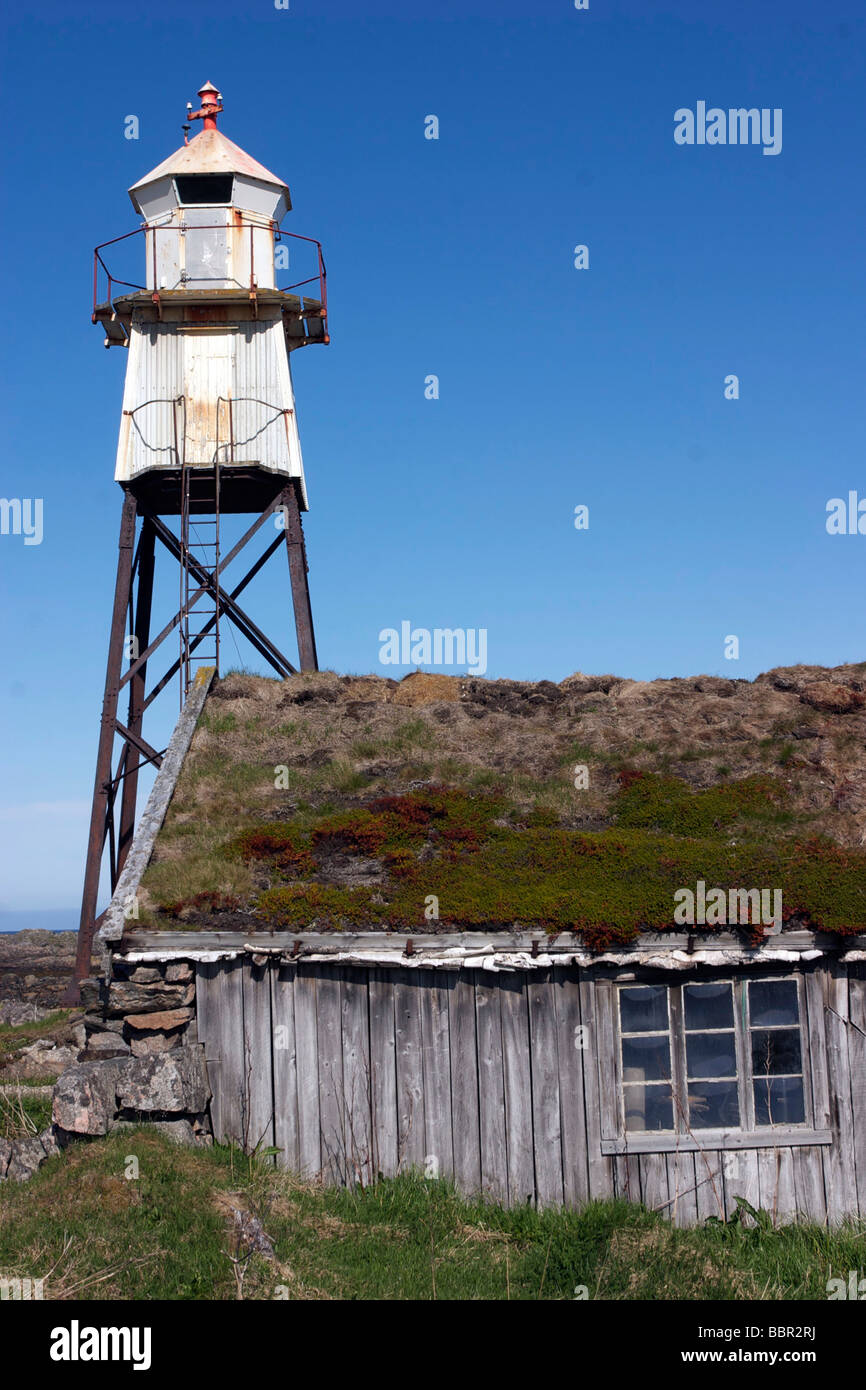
[118,490,284,692]
[281,481,318,671]
[117,518,156,874]
[214,459,221,676]
[141,528,292,711]
[150,514,296,678]
[114,719,163,770]
[70,490,138,994]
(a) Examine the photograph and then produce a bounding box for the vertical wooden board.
[846,965,866,1215]
[448,971,481,1197]
[393,969,426,1172]
[758,1146,797,1226]
[804,968,831,1131]
[578,972,615,1200]
[340,966,372,1186]
[293,963,321,1180]
[242,960,274,1157]
[500,971,535,1207]
[553,965,590,1208]
[195,962,223,1139]
[527,971,564,1209]
[418,969,454,1182]
[316,967,345,1184]
[693,1149,726,1224]
[639,1153,670,1216]
[475,974,508,1203]
[612,1156,630,1202]
[791,1146,827,1225]
[669,1150,698,1228]
[270,963,299,1173]
[721,1148,760,1221]
[368,967,398,1180]
[216,958,246,1148]
[821,960,858,1222]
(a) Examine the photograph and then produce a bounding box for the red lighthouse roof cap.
[128,80,291,212]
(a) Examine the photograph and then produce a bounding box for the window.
[174,174,234,205]
[599,974,828,1154]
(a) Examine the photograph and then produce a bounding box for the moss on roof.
[136,664,866,945]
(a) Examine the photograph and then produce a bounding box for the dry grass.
[139,663,866,915]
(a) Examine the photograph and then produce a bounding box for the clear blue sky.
[1,0,864,919]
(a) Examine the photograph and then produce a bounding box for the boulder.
[52,1059,123,1135]
[0,1137,11,1179]
[6,1136,47,1182]
[115,1047,210,1114]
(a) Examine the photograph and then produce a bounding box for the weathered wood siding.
[196,959,866,1225]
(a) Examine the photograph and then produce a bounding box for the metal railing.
[93,218,328,331]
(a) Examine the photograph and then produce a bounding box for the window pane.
[686,1031,737,1080]
[749,979,799,1027]
[688,1080,740,1129]
[754,1076,806,1125]
[684,982,734,1031]
[622,1034,671,1082]
[620,985,668,1034]
[751,1028,801,1076]
[624,1083,673,1132]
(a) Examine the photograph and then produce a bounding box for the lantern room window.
[174,174,234,205]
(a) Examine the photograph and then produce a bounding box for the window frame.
[597,969,832,1155]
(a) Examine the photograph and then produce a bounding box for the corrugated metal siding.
[116,323,185,479]
[115,318,306,500]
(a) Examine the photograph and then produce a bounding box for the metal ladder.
[179,459,221,706]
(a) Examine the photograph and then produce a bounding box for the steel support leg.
[282,483,318,671]
[68,490,138,997]
[117,518,155,874]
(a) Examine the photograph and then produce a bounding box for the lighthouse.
[71,82,328,992]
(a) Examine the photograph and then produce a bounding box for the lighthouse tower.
[71,82,328,991]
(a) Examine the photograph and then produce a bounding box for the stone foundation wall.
[0,955,211,1184]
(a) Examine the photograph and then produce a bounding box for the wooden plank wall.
[195,959,865,1225]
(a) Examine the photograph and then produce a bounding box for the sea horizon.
[0,908,79,934]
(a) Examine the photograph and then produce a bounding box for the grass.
[0,1011,72,1066]
[0,1087,53,1142]
[0,1131,863,1300]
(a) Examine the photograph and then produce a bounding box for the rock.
[0,1137,11,1179]
[52,1059,123,1135]
[79,977,104,1010]
[109,1117,198,1146]
[124,1007,192,1032]
[121,966,163,985]
[7,1136,47,1182]
[800,682,865,715]
[84,1015,125,1035]
[81,1033,131,1061]
[106,981,194,1016]
[0,1001,49,1027]
[115,1047,210,1114]
[9,1041,79,1080]
[165,962,193,983]
[38,1125,66,1159]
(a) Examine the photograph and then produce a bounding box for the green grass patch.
[0,1133,862,1300]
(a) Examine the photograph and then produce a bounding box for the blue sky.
[0,0,864,919]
